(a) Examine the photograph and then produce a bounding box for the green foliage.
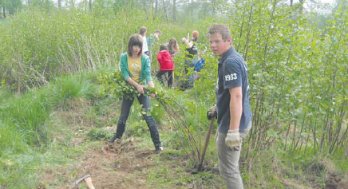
[0,8,144,91]
[0,153,39,189]
[0,0,21,15]
[0,1,347,188]
[30,0,54,10]
[97,69,218,165]
[147,151,224,188]
[223,0,348,157]
[87,128,112,140]
[0,73,98,187]
[53,74,96,101]
[0,123,27,156]
[331,148,348,172]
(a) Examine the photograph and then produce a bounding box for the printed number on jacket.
[225,73,237,81]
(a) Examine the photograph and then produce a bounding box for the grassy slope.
[1,71,347,188]
[33,75,225,188]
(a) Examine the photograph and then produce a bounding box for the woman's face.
[131,45,141,56]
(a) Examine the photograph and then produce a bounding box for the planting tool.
[72,174,95,189]
[192,118,215,173]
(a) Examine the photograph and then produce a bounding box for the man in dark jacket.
[207,24,252,189]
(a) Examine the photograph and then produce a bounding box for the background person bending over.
[156,44,174,87]
[179,30,199,89]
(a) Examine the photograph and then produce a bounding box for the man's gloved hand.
[207,105,217,120]
[225,130,241,148]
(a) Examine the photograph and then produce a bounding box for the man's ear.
[226,37,232,44]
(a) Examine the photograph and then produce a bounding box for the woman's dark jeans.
[112,94,161,149]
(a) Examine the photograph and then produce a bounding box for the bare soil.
[38,98,198,189]
[37,98,348,189]
[40,138,166,189]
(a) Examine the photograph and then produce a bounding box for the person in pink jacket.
[156,44,174,87]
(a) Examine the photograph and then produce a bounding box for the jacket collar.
[218,47,234,64]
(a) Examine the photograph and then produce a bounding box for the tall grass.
[0,8,205,93]
[0,8,134,92]
[0,73,96,188]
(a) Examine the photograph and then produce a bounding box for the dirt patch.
[325,173,348,189]
[40,98,162,189]
[40,138,161,189]
[281,178,313,189]
[81,140,156,189]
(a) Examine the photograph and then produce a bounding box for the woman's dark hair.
[168,38,178,55]
[168,38,178,49]
[128,34,143,56]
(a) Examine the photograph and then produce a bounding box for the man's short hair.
[208,24,231,41]
[154,30,161,35]
[139,26,147,36]
[128,34,143,56]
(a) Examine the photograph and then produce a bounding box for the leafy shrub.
[87,128,112,140]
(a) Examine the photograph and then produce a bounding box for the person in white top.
[139,26,149,56]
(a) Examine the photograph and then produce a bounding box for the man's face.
[209,33,231,56]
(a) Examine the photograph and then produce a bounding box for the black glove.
[207,105,217,120]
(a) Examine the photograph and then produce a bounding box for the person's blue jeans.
[114,94,161,149]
